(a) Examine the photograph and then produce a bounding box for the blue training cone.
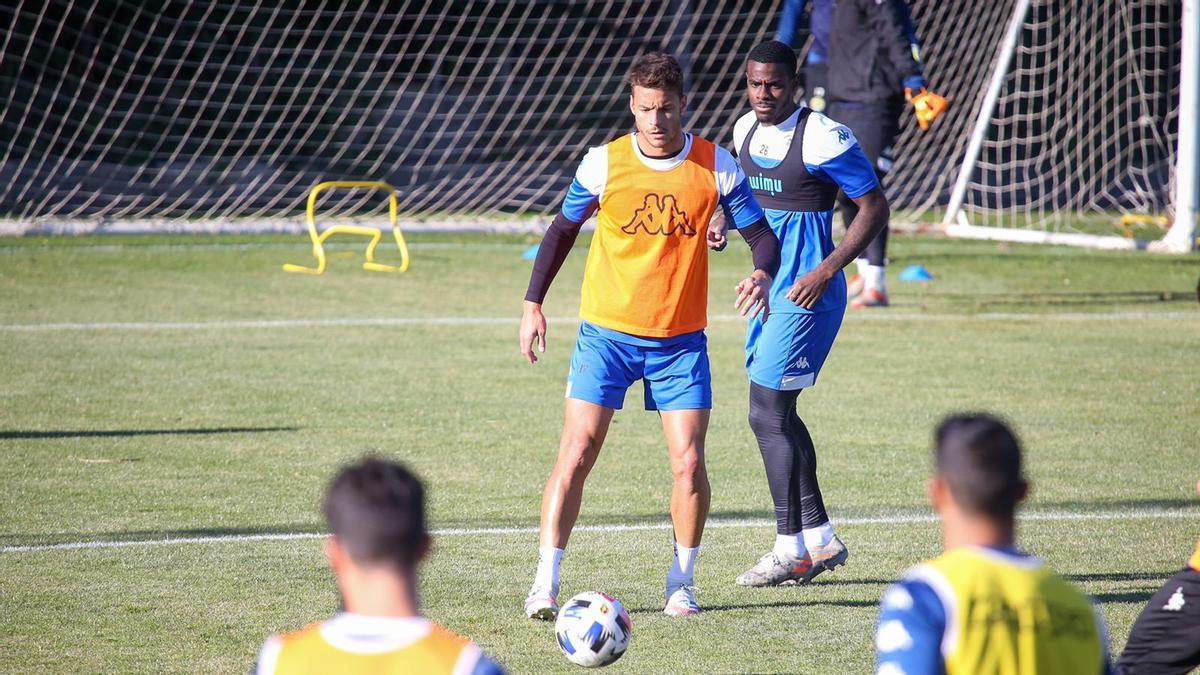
[522,243,541,261]
[898,264,934,282]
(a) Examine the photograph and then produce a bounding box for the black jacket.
[826,0,923,104]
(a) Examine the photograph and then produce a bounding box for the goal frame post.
[941,0,1198,254]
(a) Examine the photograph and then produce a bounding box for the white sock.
[667,542,700,586]
[865,264,887,293]
[534,546,564,592]
[802,522,837,551]
[773,533,806,559]
[855,258,871,276]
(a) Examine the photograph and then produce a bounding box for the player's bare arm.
[786,187,887,309]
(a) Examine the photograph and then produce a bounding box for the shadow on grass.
[1092,591,1155,605]
[0,426,298,440]
[0,524,324,548]
[1030,498,1198,511]
[591,510,771,524]
[898,290,1195,308]
[628,598,877,614]
[890,250,1200,268]
[1065,571,1178,583]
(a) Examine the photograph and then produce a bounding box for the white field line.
[3,508,1195,554]
[1,311,1195,334]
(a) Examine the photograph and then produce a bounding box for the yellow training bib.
[272,621,469,674]
[917,547,1105,675]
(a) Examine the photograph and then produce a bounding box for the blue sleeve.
[808,0,832,63]
[774,0,807,49]
[560,178,599,223]
[894,0,921,49]
[806,145,879,199]
[876,580,946,675]
[719,178,765,230]
[471,655,505,675]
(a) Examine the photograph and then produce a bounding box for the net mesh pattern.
[925,0,1183,232]
[0,0,1184,233]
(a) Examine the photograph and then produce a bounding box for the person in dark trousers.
[779,0,930,308]
[1116,478,1200,675]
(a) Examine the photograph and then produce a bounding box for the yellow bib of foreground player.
[580,134,719,338]
[273,621,469,674]
[925,548,1104,675]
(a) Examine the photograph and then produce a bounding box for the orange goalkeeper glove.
[905,87,948,131]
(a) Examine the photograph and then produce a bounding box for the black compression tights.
[747,382,829,535]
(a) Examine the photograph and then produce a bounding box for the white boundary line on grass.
[1,311,1195,333]
[3,508,1194,554]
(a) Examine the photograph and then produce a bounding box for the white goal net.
[898,0,1189,250]
[0,1,778,228]
[0,0,1193,249]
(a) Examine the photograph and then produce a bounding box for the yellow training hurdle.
[283,181,410,274]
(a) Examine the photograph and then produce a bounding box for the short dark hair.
[934,414,1025,519]
[747,40,798,80]
[322,457,427,568]
[628,52,684,97]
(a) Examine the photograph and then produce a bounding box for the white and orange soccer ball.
[553,591,632,667]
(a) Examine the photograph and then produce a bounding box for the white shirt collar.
[629,132,693,171]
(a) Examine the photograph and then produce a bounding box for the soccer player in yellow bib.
[519,52,781,619]
[875,415,1112,675]
[252,458,503,675]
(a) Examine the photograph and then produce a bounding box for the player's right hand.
[707,218,728,251]
[520,301,548,364]
[735,271,771,321]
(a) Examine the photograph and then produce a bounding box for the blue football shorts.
[566,322,712,411]
[745,307,845,391]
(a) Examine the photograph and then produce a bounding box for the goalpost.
[936,0,1197,252]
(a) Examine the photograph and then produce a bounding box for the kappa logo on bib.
[621,193,696,237]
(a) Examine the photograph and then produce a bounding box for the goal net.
[0,0,1193,250]
[893,0,1190,251]
[0,0,777,230]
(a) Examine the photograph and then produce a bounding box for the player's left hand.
[735,271,771,320]
[787,267,834,309]
[707,218,728,251]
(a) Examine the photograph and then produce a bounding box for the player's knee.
[554,436,600,477]
[748,401,786,437]
[670,449,705,484]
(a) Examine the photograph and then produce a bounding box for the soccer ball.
[554,591,632,667]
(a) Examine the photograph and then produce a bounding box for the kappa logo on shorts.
[621,193,696,237]
[794,356,810,370]
[1163,586,1186,611]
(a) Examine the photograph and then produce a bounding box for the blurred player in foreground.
[711,40,887,586]
[253,458,503,675]
[520,52,780,619]
[1116,478,1200,674]
[875,414,1111,674]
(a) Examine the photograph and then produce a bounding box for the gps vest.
[738,108,838,213]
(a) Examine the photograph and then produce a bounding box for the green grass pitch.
[1,232,1197,673]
